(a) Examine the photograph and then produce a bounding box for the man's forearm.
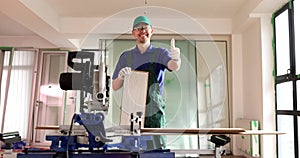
[168,59,180,71]
[112,78,124,91]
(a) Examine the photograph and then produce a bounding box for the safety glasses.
[133,25,151,31]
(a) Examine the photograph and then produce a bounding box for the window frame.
[273,1,299,157]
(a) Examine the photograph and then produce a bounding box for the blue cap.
[133,16,152,28]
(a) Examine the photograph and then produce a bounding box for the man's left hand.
[169,38,181,71]
[170,38,181,61]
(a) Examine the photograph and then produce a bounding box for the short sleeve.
[157,48,172,70]
[112,53,128,79]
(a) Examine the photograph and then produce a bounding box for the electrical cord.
[65,113,76,158]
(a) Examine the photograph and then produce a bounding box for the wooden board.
[35,126,59,130]
[241,130,286,135]
[120,70,148,127]
[141,128,285,135]
[141,128,246,135]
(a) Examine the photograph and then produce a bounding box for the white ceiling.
[44,0,247,18]
[0,0,289,49]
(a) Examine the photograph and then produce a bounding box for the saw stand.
[209,135,231,158]
[130,112,143,134]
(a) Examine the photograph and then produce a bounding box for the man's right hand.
[118,67,132,80]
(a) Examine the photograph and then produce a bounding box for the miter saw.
[59,51,109,113]
[17,50,174,158]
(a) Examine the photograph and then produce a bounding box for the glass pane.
[277,115,294,158]
[275,9,290,76]
[196,41,229,128]
[295,0,300,74]
[298,116,300,158]
[297,81,300,110]
[0,50,35,139]
[109,40,200,150]
[276,82,293,110]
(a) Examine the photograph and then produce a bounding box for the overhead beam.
[0,0,76,49]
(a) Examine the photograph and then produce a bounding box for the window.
[273,1,299,157]
[106,37,230,153]
[0,49,37,139]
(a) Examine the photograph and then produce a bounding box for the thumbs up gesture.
[169,38,181,70]
[170,38,181,61]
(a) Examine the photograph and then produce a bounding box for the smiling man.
[112,15,181,149]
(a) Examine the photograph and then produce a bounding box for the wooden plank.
[35,126,60,130]
[241,130,286,135]
[120,71,148,127]
[141,128,246,135]
[141,128,285,135]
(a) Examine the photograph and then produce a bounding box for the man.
[112,15,181,148]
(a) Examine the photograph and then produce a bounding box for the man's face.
[132,23,153,43]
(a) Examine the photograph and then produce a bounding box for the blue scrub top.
[112,45,172,94]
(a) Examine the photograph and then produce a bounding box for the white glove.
[118,67,132,80]
[170,38,181,68]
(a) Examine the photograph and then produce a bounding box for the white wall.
[231,33,245,155]
[260,14,276,158]
[231,15,277,158]
[242,20,263,121]
[233,19,264,157]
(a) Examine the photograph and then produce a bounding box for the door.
[31,51,75,146]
